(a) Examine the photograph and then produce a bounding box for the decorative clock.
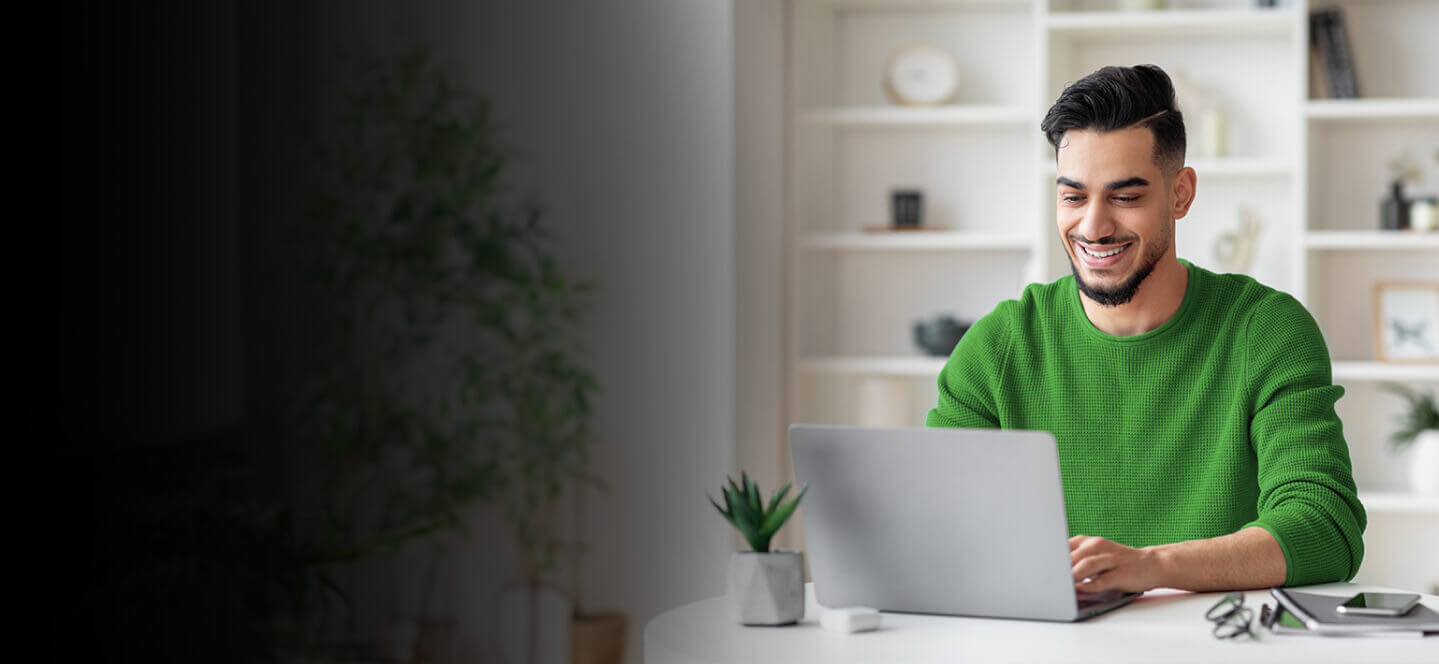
[884,45,958,106]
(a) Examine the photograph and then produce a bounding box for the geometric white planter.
[727,549,805,626]
[1409,429,1439,497]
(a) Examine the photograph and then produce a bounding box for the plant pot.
[727,549,805,626]
[570,610,627,664]
[1409,430,1439,496]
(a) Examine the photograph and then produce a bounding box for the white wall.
[734,0,792,543]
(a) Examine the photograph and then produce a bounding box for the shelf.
[1306,98,1439,121]
[798,0,1028,8]
[1359,492,1439,515]
[800,231,1033,251]
[1304,230,1439,250]
[799,105,1032,128]
[1042,157,1291,178]
[799,355,948,377]
[802,359,1439,381]
[1332,362,1439,382]
[1045,9,1292,39]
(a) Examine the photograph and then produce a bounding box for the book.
[1262,602,1426,638]
[1270,588,1439,635]
[1306,11,1330,99]
[1309,8,1360,99]
[1325,8,1359,98]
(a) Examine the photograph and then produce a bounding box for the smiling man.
[926,65,1366,594]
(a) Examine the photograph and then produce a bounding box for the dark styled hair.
[1041,64,1186,174]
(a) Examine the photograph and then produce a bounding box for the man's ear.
[1171,166,1197,220]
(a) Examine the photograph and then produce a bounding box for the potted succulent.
[1381,383,1439,496]
[710,473,808,625]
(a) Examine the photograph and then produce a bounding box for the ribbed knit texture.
[925,261,1366,586]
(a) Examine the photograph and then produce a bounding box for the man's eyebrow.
[1055,176,1151,191]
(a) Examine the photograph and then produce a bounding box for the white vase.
[1410,430,1439,496]
[727,549,805,625]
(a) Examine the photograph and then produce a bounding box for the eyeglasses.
[1205,592,1256,639]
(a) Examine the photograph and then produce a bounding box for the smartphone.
[1335,592,1421,616]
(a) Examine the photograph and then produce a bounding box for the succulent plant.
[1380,383,1439,451]
[709,473,808,553]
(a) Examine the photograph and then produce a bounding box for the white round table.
[646,582,1438,663]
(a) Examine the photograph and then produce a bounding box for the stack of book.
[1309,8,1359,99]
[1265,588,1439,637]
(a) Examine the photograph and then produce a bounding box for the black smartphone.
[1334,592,1421,616]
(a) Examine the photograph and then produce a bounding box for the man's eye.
[1061,195,1084,203]
[1114,196,1138,203]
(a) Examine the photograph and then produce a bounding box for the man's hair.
[1040,64,1186,175]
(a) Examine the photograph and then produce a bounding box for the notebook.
[1269,587,1439,635]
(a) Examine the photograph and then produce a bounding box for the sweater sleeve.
[925,302,1013,429]
[1240,293,1366,586]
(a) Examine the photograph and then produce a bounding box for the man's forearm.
[1146,526,1287,592]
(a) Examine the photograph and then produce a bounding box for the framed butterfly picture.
[1374,282,1439,363]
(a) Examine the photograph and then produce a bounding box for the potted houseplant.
[1381,383,1439,496]
[300,45,619,664]
[709,473,808,625]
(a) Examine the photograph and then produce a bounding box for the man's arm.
[1069,526,1286,593]
[1073,293,1364,594]
[925,303,1014,429]
[1239,293,1366,586]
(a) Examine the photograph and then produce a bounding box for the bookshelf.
[782,0,1439,589]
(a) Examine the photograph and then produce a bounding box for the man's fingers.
[1072,553,1114,583]
[1069,534,1098,552]
[1077,573,1113,593]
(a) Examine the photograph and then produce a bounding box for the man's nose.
[1075,200,1118,243]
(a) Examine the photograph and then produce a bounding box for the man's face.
[1055,127,1184,307]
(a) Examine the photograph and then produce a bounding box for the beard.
[1068,231,1168,307]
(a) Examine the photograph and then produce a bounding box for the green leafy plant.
[1380,383,1439,451]
[287,44,602,659]
[709,473,808,553]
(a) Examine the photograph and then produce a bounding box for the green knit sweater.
[925,261,1366,586]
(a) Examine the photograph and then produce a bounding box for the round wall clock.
[884,45,959,106]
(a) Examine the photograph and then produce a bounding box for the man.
[925,64,1365,594]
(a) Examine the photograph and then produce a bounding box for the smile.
[1076,241,1132,267]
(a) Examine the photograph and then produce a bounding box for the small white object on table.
[820,606,881,634]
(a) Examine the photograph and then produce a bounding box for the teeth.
[1081,244,1126,258]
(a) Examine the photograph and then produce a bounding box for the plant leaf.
[724,483,758,531]
[766,480,792,514]
[708,494,735,527]
[759,484,808,540]
[742,472,762,517]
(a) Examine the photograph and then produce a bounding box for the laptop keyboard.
[1076,590,1125,607]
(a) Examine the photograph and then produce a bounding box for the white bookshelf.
[1305,230,1439,250]
[1044,8,1293,38]
[1043,157,1292,178]
[1358,492,1439,515]
[1306,98,1439,121]
[799,231,1034,251]
[798,355,948,377]
[784,0,1439,588]
[800,105,1033,127]
[1332,361,1439,382]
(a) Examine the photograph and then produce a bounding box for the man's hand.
[1070,535,1163,594]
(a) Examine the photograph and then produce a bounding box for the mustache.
[1069,234,1138,245]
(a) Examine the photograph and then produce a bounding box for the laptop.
[788,423,1141,622]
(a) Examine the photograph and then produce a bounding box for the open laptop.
[788,424,1141,622]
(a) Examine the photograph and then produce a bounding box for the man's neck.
[1080,257,1189,337]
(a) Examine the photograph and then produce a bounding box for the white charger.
[820,606,882,633]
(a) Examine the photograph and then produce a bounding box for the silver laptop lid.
[789,424,1082,621]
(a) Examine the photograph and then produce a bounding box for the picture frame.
[1373,281,1439,363]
